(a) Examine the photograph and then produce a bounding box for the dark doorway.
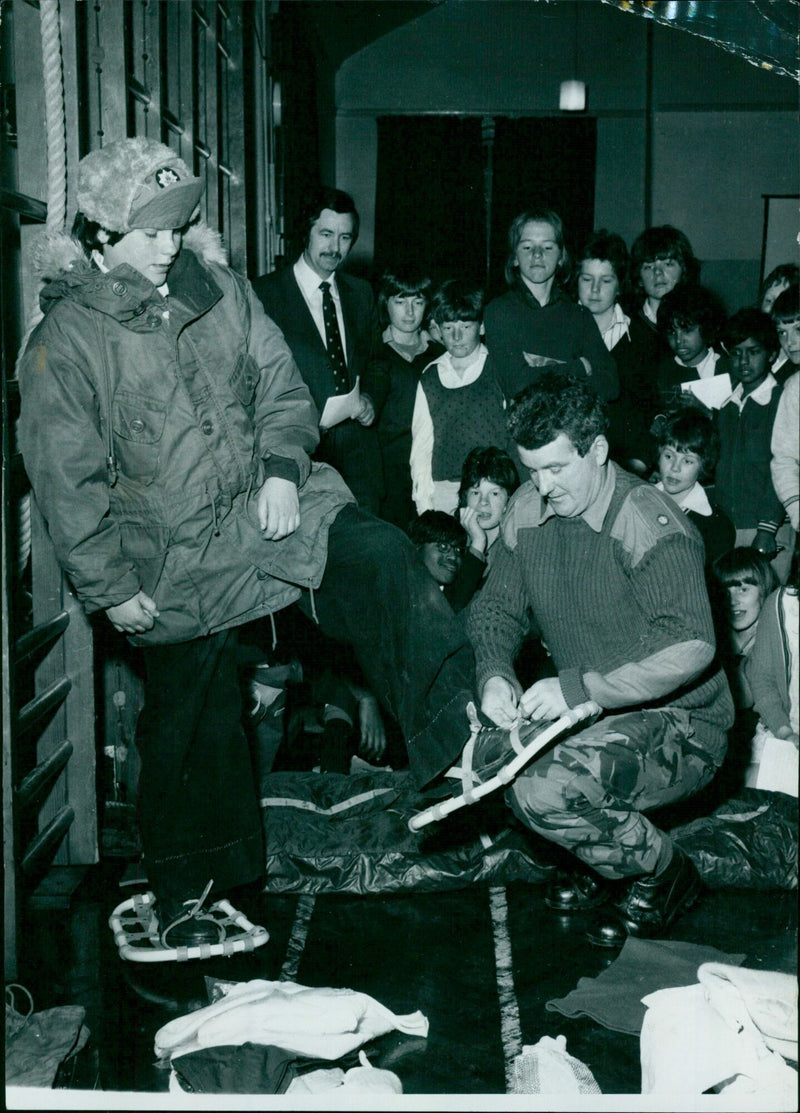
[374,115,485,287]
[488,117,597,298]
[374,115,597,299]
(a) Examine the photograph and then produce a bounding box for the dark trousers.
[299,504,475,787]
[136,628,264,905]
[136,504,474,902]
[316,422,384,516]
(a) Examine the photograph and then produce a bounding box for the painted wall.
[334,1,797,310]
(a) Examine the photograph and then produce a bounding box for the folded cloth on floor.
[640,964,798,1104]
[698,963,797,1062]
[511,1035,601,1094]
[5,986,90,1088]
[286,1051,403,1095]
[285,1067,347,1094]
[170,1042,364,1094]
[171,1043,298,1094]
[545,937,746,1035]
[154,978,428,1062]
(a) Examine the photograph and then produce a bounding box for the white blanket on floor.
[154,978,429,1061]
[640,963,797,1104]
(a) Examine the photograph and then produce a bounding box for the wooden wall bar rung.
[15,612,70,667]
[17,740,75,811]
[16,676,72,741]
[20,806,75,878]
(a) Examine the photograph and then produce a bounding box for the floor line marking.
[489,884,523,1093]
[279,892,316,982]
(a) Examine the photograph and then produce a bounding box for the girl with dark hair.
[483,208,618,406]
[652,404,734,569]
[654,285,730,409]
[629,224,701,345]
[372,269,444,527]
[448,446,522,611]
[575,229,660,474]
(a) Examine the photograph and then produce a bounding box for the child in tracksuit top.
[410,279,514,513]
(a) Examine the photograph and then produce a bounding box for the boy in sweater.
[467,370,733,947]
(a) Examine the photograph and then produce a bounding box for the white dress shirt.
[655,479,713,517]
[293,254,348,362]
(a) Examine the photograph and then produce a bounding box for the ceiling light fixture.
[560,3,586,111]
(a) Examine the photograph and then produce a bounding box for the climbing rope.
[14,0,68,578]
[40,0,67,235]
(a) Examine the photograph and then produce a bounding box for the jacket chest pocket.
[229,353,260,412]
[112,390,168,486]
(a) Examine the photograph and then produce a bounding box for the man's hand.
[480,675,522,728]
[257,476,300,540]
[520,677,569,721]
[357,695,387,761]
[106,591,159,634]
[355,393,375,426]
[459,506,487,555]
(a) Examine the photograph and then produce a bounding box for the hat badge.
[155,166,181,189]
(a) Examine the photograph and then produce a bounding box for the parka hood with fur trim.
[32,222,228,314]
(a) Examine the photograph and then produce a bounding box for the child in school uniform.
[410,279,512,514]
[716,307,791,582]
[453,446,521,607]
[652,405,734,571]
[655,285,730,411]
[371,269,444,529]
[770,285,800,376]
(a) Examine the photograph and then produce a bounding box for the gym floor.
[10,846,797,1110]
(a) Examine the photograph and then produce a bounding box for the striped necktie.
[319,281,348,394]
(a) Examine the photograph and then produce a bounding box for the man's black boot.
[544,868,614,913]
[585,845,703,948]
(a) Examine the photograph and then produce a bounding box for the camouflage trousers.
[508,708,723,880]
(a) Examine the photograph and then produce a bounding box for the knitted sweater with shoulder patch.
[469,464,733,745]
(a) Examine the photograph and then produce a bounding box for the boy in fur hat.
[18,138,478,947]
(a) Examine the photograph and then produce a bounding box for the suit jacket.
[252,263,386,512]
[252,264,384,411]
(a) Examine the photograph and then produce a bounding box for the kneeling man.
[468,370,733,946]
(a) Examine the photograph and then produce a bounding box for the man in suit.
[253,187,385,513]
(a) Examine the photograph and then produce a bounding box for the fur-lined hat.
[76,137,203,233]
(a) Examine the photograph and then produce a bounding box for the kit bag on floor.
[671,788,798,890]
[261,769,551,894]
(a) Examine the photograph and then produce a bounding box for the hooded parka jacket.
[18,225,356,646]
